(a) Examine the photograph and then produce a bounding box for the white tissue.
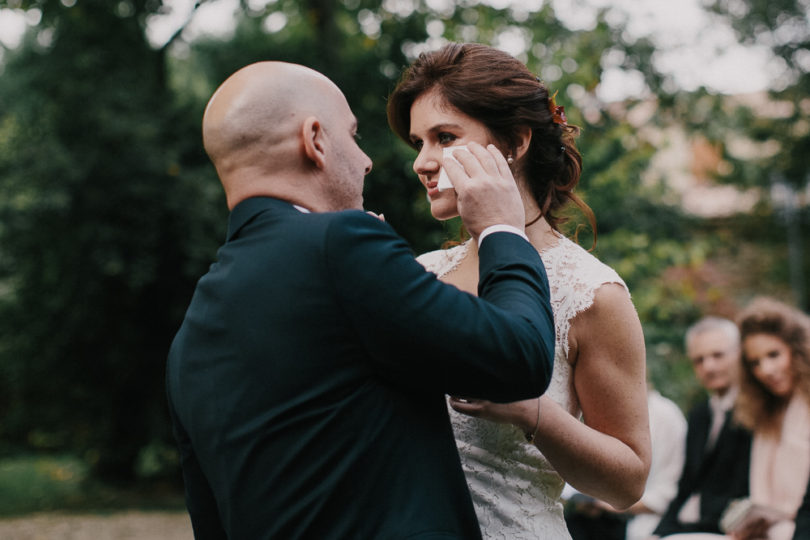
[436,145,469,191]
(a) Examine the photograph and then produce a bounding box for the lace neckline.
[437,232,566,279]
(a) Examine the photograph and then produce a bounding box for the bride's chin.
[430,203,459,222]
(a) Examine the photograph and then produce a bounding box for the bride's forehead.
[411,92,479,130]
[413,89,458,114]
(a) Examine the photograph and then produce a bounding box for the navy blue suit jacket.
[166,197,555,539]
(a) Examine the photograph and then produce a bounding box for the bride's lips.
[425,179,440,197]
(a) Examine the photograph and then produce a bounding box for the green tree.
[0,0,717,487]
[684,0,810,310]
[0,0,221,481]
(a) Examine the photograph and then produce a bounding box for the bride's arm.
[450,283,650,509]
[538,283,649,508]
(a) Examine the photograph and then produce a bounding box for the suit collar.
[227,197,298,241]
[709,387,738,416]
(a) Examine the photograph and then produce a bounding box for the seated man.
[651,317,752,538]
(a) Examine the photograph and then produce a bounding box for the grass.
[0,455,185,517]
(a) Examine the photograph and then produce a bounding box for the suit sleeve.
[324,212,554,402]
[167,401,228,540]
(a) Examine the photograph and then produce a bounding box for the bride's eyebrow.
[409,123,464,141]
[429,123,463,132]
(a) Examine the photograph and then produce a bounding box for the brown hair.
[387,42,595,241]
[734,297,810,430]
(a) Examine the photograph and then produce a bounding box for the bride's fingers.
[448,396,484,416]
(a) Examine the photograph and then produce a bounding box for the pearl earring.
[507,155,514,165]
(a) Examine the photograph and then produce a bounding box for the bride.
[387,42,651,539]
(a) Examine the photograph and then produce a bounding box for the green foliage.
[3,0,801,488]
[0,454,185,515]
[679,0,810,310]
[0,455,87,515]
[0,1,700,480]
[0,0,222,480]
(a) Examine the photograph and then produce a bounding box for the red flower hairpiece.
[548,90,567,126]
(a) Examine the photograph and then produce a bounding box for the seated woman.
[662,297,810,540]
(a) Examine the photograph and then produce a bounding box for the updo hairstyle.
[387,42,594,237]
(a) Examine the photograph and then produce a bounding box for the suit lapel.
[694,402,715,471]
[698,408,736,478]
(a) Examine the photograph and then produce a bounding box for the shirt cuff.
[477,224,529,246]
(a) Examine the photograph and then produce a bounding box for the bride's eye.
[438,132,457,145]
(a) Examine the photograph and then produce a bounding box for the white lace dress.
[417,234,628,540]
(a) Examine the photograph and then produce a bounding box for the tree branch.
[158,0,210,53]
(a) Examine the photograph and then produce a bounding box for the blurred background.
[0,0,807,523]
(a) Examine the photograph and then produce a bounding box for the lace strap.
[416,242,470,277]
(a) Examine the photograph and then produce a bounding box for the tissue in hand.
[436,145,469,191]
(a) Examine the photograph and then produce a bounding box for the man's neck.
[710,386,738,409]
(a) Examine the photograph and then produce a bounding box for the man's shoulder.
[234,203,409,263]
[318,209,403,246]
[304,210,418,282]
[322,208,389,227]
[248,203,391,239]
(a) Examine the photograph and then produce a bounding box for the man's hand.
[444,142,526,240]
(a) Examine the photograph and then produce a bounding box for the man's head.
[685,317,741,396]
[202,61,372,211]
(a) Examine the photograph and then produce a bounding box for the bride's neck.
[525,216,558,252]
[518,181,558,252]
[465,215,558,263]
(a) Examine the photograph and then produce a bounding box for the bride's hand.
[448,395,539,434]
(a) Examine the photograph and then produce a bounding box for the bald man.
[166,62,555,539]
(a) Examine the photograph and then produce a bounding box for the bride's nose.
[413,148,440,176]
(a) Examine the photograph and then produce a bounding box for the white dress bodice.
[417,234,628,539]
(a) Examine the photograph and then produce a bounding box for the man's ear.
[302,116,327,169]
[514,126,533,161]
